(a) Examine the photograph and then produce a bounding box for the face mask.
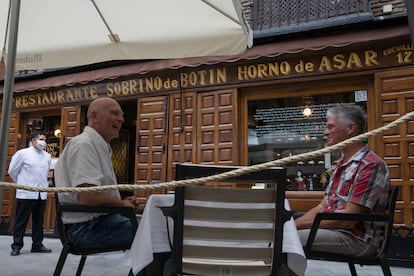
[36,139,47,151]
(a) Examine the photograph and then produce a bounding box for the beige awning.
[0,0,252,71]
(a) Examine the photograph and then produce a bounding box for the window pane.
[248,91,367,191]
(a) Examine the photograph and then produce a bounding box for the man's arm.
[295,198,369,230]
[295,197,326,230]
[320,202,370,229]
[8,151,22,183]
[77,184,136,208]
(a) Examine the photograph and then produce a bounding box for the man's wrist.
[318,204,324,212]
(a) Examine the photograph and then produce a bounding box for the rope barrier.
[1,110,414,193]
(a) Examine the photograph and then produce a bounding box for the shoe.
[31,245,52,253]
[10,248,20,256]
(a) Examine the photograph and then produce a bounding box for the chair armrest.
[305,212,389,254]
[292,211,305,219]
[60,204,134,215]
[313,212,388,224]
[59,204,138,233]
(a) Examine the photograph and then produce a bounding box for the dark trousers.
[11,197,46,250]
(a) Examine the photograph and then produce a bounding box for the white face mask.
[36,139,47,151]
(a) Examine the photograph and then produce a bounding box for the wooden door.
[135,97,169,187]
[167,91,197,180]
[197,89,239,165]
[375,67,414,227]
[167,89,239,180]
[135,90,239,198]
[60,106,82,149]
[168,88,241,182]
[0,112,19,233]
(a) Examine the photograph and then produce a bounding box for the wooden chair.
[161,163,291,276]
[52,176,138,276]
[304,185,399,276]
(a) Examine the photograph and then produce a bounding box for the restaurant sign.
[11,39,413,110]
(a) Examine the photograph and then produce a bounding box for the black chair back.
[161,163,291,276]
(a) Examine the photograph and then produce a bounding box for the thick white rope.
[1,111,414,193]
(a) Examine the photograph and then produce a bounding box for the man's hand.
[122,196,139,209]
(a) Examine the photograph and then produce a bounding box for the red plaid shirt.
[325,146,390,247]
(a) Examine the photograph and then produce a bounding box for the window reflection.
[247,92,367,191]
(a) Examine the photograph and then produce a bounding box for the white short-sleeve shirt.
[54,126,121,223]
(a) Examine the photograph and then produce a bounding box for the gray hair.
[326,104,366,135]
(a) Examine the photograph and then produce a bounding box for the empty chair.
[161,163,291,276]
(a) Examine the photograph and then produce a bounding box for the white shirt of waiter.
[8,144,51,200]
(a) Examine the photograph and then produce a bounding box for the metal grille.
[253,0,371,32]
[111,129,129,183]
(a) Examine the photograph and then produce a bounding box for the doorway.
[19,111,61,160]
[110,101,137,186]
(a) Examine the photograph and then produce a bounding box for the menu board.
[252,103,343,141]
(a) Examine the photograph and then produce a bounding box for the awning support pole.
[90,0,119,42]
[0,0,21,216]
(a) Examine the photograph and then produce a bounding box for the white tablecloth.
[130,194,307,276]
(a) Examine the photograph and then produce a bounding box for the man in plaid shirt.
[295,104,390,257]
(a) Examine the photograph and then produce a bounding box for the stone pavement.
[0,235,413,275]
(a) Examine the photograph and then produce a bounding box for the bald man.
[54,97,138,249]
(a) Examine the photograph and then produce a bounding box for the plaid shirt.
[325,146,390,247]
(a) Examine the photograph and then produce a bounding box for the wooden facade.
[0,25,413,235]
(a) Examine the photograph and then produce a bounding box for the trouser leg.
[66,213,135,248]
[31,199,46,248]
[299,228,378,257]
[11,199,33,250]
